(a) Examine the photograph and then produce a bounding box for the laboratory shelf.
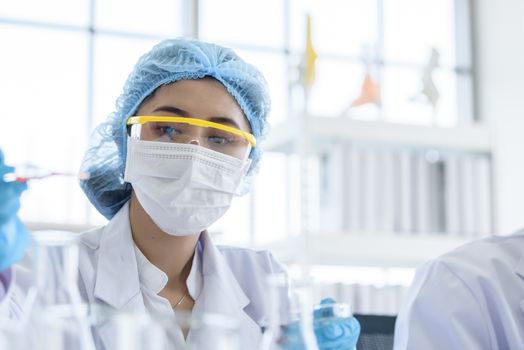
[259,233,474,269]
[265,117,492,154]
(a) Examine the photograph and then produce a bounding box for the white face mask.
[123,138,251,236]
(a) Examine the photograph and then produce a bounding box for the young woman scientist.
[0,39,360,349]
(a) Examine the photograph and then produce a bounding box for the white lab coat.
[1,203,288,349]
[394,230,524,350]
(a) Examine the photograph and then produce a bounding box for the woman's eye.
[209,135,233,145]
[160,126,177,138]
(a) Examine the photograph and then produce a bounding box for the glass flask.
[260,273,319,350]
[184,312,240,350]
[91,308,172,350]
[33,303,95,350]
[90,307,240,350]
[0,317,32,350]
[29,230,96,350]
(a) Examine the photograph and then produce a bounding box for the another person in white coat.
[393,231,524,349]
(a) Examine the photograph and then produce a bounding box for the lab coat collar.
[93,202,143,310]
[92,203,261,347]
[196,231,250,310]
[133,239,203,299]
[93,203,149,350]
[515,254,524,281]
[133,243,169,295]
[186,241,203,301]
[515,254,524,318]
[190,231,262,346]
[513,230,524,280]
[93,203,251,312]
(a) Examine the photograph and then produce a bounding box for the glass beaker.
[92,308,170,350]
[179,311,240,350]
[31,303,95,350]
[260,273,319,350]
[29,230,96,350]
[0,317,32,350]
[31,230,83,306]
[89,306,240,350]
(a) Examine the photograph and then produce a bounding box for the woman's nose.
[188,139,200,145]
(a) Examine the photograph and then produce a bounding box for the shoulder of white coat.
[74,225,106,302]
[78,225,106,250]
[395,233,524,349]
[395,256,492,349]
[217,245,288,327]
[433,230,524,274]
[412,230,524,307]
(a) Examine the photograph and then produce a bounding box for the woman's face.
[133,78,252,159]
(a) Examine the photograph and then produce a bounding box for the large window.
[0,0,184,227]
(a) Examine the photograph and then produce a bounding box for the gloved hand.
[313,298,361,350]
[280,298,361,350]
[0,150,30,271]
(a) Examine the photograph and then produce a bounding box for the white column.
[474,0,524,234]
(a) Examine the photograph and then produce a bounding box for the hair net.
[80,38,271,220]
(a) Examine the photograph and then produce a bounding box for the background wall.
[475,0,524,235]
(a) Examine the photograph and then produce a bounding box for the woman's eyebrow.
[152,106,242,129]
[152,105,190,117]
[208,117,241,129]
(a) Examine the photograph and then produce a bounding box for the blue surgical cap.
[79,38,271,220]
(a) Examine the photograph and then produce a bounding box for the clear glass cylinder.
[32,303,95,350]
[0,319,32,350]
[29,230,96,350]
[91,307,240,350]
[93,308,169,350]
[182,312,240,350]
[31,230,83,306]
[260,273,319,350]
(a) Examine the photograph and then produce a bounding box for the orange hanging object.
[351,72,381,107]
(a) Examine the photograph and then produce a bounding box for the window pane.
[299,58,364,117]
[235,49,288,124]
[381,66,458,126]
[433,69,460,127]
[0,0,89,26]
[289,0,378,56]
[384,0,457,67]
[0,25,89,224]
[93,35,160,125]
[200,0,285,48]
[209,194,251,246]
[96,0,183,36]
[252,153,291,245]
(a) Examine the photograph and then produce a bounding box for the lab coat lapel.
[190,232,262,348]
[92,203,146,350]
[515,255,524,318]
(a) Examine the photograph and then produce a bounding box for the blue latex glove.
[0,150,30,271]
[280,322,308,350]
[313,298,361,350]
[281,298,361,350]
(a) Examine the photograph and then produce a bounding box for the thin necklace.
[173,292,188,309]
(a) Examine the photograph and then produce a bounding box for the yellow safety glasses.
[127,116,256,160]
